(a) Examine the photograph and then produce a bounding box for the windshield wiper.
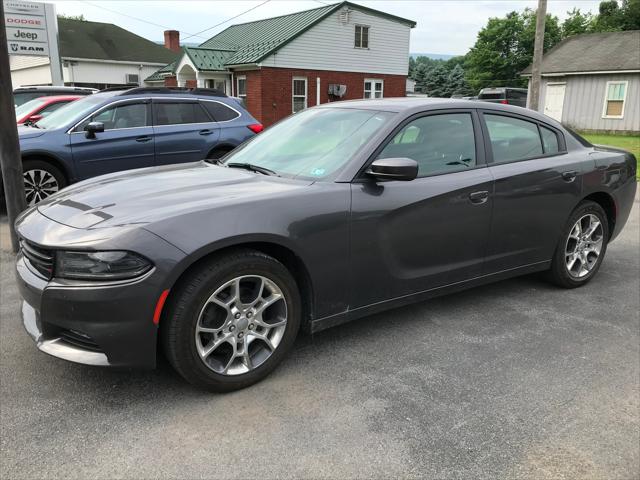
[226,162,279,176]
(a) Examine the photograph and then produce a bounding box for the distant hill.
[410,52,456,60]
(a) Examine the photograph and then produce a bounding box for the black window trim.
[354,108,487,182]
[478,109,567,166]
[151,98,214,127]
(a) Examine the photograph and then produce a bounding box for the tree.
[423,64,450,97]
[593,0,624,31]
[464,9,561,91]
[58,13,86,21]
[448,64,472,96]
[562,8,594,37]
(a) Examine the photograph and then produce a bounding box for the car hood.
[37,161,312,229]
[17,125,47,139]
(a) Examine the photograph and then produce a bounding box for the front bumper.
[16,252,167,368]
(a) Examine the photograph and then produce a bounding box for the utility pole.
[529,0,547,111]
[0,0,27,253]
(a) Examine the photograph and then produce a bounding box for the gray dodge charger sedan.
[15,98,637,391]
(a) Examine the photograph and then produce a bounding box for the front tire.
[22,159,67,206]
[549,201,609,288]
[161,249,301,392]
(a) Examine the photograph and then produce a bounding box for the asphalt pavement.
[1,194,638,479]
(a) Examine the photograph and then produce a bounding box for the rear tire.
[161,249,301,392]
[548,201,609,288]
[22,159,67,206]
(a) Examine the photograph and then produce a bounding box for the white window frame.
[601,80,628,119]
[236,75,247,100]
[292,77,307,113]
[354,24,370,49]
[364,78,383,99]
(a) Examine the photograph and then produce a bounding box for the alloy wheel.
[565,213,604,278]
[23,169,60,206]
[195,275,288,375]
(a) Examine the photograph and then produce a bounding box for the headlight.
[55,251,152,280]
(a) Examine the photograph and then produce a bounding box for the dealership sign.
[3,0,51,56]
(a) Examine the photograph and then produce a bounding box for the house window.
[355,25,369,48]
[237,76,247,100]
[364,79,383,99]
[602,81,628,118]
[292,77,307,113]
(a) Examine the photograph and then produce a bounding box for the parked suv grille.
[58,329,102,352]
[20,240,54,279]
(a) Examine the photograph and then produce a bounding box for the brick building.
[146,1,415,126]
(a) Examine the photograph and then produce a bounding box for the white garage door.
[544,83,566,122]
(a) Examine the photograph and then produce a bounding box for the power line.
[80,1,207,39]
[181,0,272,41]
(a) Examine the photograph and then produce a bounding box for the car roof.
[315,97,563,128]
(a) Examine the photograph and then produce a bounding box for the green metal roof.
[199,1,416,66]
[183,47,235,71]
[58,17,178,64]
[144,61,176,82]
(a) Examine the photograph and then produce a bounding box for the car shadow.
[46,272,557,401]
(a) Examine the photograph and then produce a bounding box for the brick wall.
[164,76,177,87]
[235,67,406,126]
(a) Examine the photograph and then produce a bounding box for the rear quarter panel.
[583,147,637,241]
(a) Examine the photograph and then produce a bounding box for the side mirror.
[85,121,105,139]
[24,114,43,126]
[366,157,418,181]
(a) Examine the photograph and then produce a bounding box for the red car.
[15,95,81,125]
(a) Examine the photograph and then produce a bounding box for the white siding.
[63,61,163,85]
[260,7,411,75]
[10,55,49,70]
[537,73,640,133]
[11,63,51,86]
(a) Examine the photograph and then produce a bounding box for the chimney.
[164,30,180,53]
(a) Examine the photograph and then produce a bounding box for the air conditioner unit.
[328,84,347,97]
[125,73,140,85]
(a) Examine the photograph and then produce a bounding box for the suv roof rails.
[99,86,133,93]
[117,87,227,97]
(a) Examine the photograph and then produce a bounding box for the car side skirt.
[310,260,551,333]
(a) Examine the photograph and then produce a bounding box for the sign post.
[0,0,27,253]
[3,0,62,85]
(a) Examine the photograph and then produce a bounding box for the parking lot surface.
[1,195,638,479]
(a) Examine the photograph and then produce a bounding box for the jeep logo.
[13,29,39,41]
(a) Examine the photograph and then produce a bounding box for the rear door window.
[201,101,240,122]
[154,102,210,126]
[484,114,543,163]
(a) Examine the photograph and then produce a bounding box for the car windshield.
[222,108,394,179]
[15,98,47,119]
[36,94,108,130]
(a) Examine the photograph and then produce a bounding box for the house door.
[544,83,566,121]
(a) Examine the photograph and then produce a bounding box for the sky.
[48,0,603,56]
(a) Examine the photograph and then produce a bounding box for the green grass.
[580,132,640,180]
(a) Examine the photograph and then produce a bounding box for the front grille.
[58,328,102,352]
[20,240,54,279]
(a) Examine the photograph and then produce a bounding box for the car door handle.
[136,135,152,143]
[469,191,489,204]
[199,129,213,136]
[562,170,578,182]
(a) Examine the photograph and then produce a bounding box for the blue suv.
[16,87,262,205]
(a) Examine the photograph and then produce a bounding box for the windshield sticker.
[311,168,326,176]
